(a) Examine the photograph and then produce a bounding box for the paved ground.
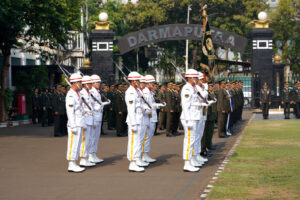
[253,109,299,120]
[0,111,252,200]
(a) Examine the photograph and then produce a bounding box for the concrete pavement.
[0,111,252,200]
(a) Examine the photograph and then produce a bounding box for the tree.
[270,0,300,73]
[0,0,81,122]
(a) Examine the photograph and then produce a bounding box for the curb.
[199,113,256,200]
[0,119,31,128]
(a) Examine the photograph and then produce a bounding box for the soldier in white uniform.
[137,76,150,166]
[79,76,96,167]
[193,72,215,167]
[66,73,85,173]
[180,69,202,172]
[142,75,166,163]
[89,75,111,164]
[125,72,150,172]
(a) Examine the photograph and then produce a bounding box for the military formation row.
[63,68,245,173]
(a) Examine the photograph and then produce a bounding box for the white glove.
[208,100,215,106]
[71,127,77,134]
[144,108,151,115]
[157,102,166,108]
[82,124,87,130]
[131,125,137,132]
[186,121,193,130]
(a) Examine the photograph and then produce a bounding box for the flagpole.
[185,4,192,72]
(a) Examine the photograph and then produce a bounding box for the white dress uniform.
[142,84,165,162]
[66,88,84,162]
[79,77,96,167]
[194,84,209,160]
[89,86,110,163]
[66,73,85,173]
[125,72,150,172]
[125,85,144,161]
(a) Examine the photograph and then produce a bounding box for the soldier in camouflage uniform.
[172,84,181,135]
[165,82,176,137]
[41,88,50,127]
[115,83,128,137]
[202,82,217,150]
[217,80,231,138]
[281,82,292,119]
[260,82,271,119]
[158,84,167,130]
[107,85,116,130]
[52,85,66,137]
[31,88,40,124]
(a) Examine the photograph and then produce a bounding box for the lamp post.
[185,4,192,72]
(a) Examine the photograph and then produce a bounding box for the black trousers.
[262,103,269,119]
[32,108,39,124]
[54,115,65,136]
[283,102,290,119]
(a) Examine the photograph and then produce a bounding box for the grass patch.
[207,120,300,200]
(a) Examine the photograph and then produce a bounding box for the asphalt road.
[0,111,252,200]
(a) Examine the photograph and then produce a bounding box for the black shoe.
[101,132,108,135]
[166,133,175,137]
[219,135,229,138]
[207,144,217,150]
[173,132,181,136]
[154,132,160,136]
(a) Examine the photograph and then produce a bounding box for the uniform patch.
[185,94,189,98]
[129,101,133,104]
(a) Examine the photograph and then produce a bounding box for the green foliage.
[270,0,300,73]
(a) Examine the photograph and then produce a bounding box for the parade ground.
[0,111,251,200]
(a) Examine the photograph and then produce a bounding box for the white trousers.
[80,126,92,158]
[66,127,83,161]
[194,118,206,154]
[182,120,197,161]
[127,124,143,161]
[142,122,156,153]
[226,113,231,131]
[90,122,101,153]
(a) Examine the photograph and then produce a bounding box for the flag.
[199,9,215,76]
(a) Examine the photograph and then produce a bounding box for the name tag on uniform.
[69,104,73,107]
[129,101,133,104]
[185,94,189,98]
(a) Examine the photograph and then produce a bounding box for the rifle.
[170,60,208,104]
[90,93,102,105]
[114,62,152,109]
[55,60,94,113]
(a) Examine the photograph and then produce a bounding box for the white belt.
[191,105,201,110]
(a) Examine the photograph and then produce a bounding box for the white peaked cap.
[185,69,199,78]
[90,74,101,83]
[198,72,204,80]
[145,75,155,83]
[140,75,146,83]
[69,73,82,83]
[128,71,141,81]
[82,75,92,84]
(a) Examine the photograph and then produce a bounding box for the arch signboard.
[117,24,248,55]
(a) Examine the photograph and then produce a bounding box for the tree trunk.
[0,47,11,122]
